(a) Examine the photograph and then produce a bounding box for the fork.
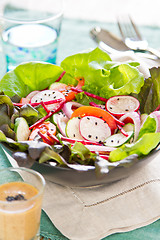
[117,15,160,59]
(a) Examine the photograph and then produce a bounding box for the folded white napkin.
[41,53,160,240]
[111,50,160,78]
[43,150,160,240]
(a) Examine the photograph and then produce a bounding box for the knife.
[90,27,157,59]
[90,27,129,53]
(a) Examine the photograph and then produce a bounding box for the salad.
[0,47,160,173]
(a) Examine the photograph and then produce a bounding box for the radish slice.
[49,82,67,91]
[57,114,69,136]
[79,116,111,142]
[30,90,65,111]
[65,117,84,140]
[119,112,141,142]
[85,145,116,153]
[149,111,160,132]
[106,95,140,118]
[27,91,40,101]
[62,102,83,118]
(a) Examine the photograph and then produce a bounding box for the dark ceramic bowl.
[31,148,160,187]
[2,138,160,187]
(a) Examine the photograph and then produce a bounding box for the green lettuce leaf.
[61,47,144,98]
[0,48,144,102]
[138,116,156,139]
[0,130,7,141]
[0,62,64,97]
[109,133,160,162]
[71,142,92,161]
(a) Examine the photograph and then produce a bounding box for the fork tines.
[117,15,142,41]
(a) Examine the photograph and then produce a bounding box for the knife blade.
[90,27,157,60]
[90,27,129,52]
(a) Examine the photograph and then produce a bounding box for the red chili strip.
[55,71,66,82]
[13,98,63,108]
[13,102,28,107]
[99,155,109,160]
[89,101,105,109]
[71,87,108,102]
[31,99,63,107]
[40,101,50,113]
[60,136,103,146]
[154,104,160,111]
[47,131,60,143]
[112,116,125,127]
[38,131,54,145]
[29,99,66,130]
[117,124,129,137]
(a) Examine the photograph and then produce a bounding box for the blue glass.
[2,24,59,71]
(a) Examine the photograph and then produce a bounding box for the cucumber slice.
[141,113,148,126]
[104,131,133,147]
[14,117,30,141]
[65,117,84,140]
[51,112,65,126]
[122,123,134,132]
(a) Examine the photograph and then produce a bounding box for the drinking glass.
[0,0,64,72]
[0,167,45,240]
